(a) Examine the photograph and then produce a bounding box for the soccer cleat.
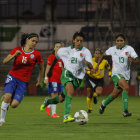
[63,115,75,123]
[87,109,92,113]
[40,104,46,111]
[0,120,5,126]
[123,110,132,117]
[99,100,106,114]
[40,97,49,111]
[51,113,60,118]
[46,107,51,116]
[93,97,97,104]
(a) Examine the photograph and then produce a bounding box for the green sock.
[64,96,72,116]
[122,91,128,111]
[46,96,60,106]
[103,94,114,106]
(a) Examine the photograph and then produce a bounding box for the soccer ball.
[74,110,88,125]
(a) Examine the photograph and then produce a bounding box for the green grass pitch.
[0,96,140,140]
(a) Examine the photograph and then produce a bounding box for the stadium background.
[0,0,140,96]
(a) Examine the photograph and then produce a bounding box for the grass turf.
[0,96,140,140]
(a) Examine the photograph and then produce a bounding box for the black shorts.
[84,74,104,89]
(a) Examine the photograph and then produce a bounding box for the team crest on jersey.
[30,54,35,59]
[80,53,84,57]
[125,52,129,56]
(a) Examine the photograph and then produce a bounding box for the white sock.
[51,104,56,115]
[0,101,10,122]
[47,105,51,108]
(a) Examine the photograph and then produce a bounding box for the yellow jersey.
[86,58,111,79]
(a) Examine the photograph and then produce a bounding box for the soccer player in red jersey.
[43,42,63,118]
[0,33,44,126]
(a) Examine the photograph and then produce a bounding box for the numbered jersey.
[57,45,93,79]
[47,54,63,83]
[105,45,138,80]
[9,46,43,82]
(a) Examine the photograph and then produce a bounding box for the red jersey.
[9,46,43,82]
[47,54,63,83]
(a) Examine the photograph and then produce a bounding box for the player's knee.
[60,93,65,102]
[10,103,18,108]
[123,86,129,92]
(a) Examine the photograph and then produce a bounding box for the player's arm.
[44,64,51,85]
[95,53,112,72]
[3,50,21,64]
[105,61,111,77]
[47,57,58,77]
[128,57,140,64]
[36,62,44,87]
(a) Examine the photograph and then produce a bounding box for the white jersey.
[105,45,138,80]
[57,45,93,79]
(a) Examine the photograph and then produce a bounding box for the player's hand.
[36,81,42,87]
[14,50,21,56]
[90,69,95,75]
[128,56,133,62]
[94,65,99,72]
[44,79,48,85]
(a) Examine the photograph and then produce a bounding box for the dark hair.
[20,33,39,46]
[115,33,126,41]
[95,48,103,54]
[72,31,85,40]
[51,41,62,54]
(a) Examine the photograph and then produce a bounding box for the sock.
[103,94,114,106]
[45,96,60,106]
[86,97,92,110]
[47,105,51,108]
[93,92,97,97]
[122,91,128,111]
[51,104,56,115]
[0,101,10,122]
[64,96,72,116]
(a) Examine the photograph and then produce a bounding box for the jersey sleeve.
[129,47,138,59]
[47,55,54,65]
[57,47,68,60]
[85,49,93,66]
[36,52,44,64]
[105,47,112,56]
[10,47,19,55]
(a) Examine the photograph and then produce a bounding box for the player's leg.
[94,86,103,104]
[40,93,64,111]
[99,87,120,114]
[94,78,104,104]
[118,78,131,117]
[93,92,98,104]
[50,92,60,118]
[84,74,95,113]
[0,93,11,126]
[0,74,17,126]
[63,83,75,123]
[86,87,93,113]
[40,83,64,111]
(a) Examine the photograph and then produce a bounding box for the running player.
[0,33,44,126]
[44,42,63,118]
[98,33,140,117]
[85,48,111,113]
[40,31,93,123]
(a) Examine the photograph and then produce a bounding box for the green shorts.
[60,69,82,94]
[112,74,125,89]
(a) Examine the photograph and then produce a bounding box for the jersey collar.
[116,44,126,50]
[71,44,83,51]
